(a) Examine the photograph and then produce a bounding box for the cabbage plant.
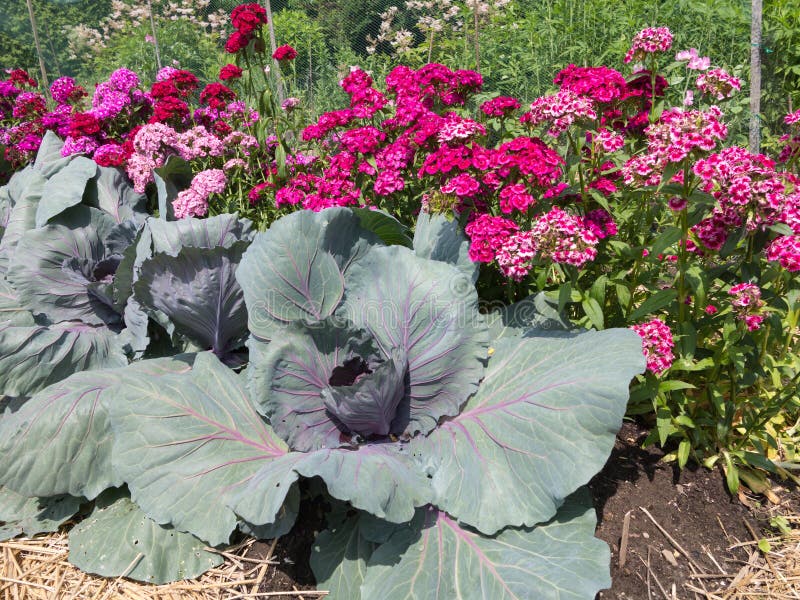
[0,132,254,397]
[0,132,147,397]
[0,208,644,597]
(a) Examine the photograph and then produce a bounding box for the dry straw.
[0,533,328,600]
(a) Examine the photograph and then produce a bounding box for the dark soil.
[252,491,321,596]
[590,420,785,599]
[250,420,792,599]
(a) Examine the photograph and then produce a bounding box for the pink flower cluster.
[526,206,600,267]
[593,128,624,153]
[624,27,674,64]
[521,90,597,137]
[437,114,485,145]
[466,207,601,280]
[622,107,727,186]
[631,318,675,375]
[172,168,227,219]
[696,68,741,100]
[728,283,765,331]
[692,147,789,241]
[675,48,710,71]
[778,110,800,163]
[126,122,247,192]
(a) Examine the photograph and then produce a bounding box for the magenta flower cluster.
[728,283,766,331]
[631,319,675,376]
[690,147,800,251]
[696,68,742,100]
[624,27,674,64]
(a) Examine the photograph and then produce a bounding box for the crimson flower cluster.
[273,45,297,62]
[219,64,244,81]
[225,3,268,53]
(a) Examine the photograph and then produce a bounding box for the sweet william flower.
[767,235,800,271]
[219,64,243,81]
[272,45,297,61]
[631,319,675,375]
[624,27,673,64]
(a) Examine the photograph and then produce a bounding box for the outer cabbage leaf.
[0,487,82,540]
[0,356,194,498]
[69,489,223,584]
[32,131,71,178]
[351,208,413,248]
[238,483,300,540]
[237,208,378,338]
[310,512,377,600]
[109,352,297,545]
[35,157,97,227]
[484,292,573,340]
[229,443,431,528]
[359,491,610,600]
[290,445,431,523]
[341,245,489,436]
[0,186,11,239]
[7,207,121,326]
[119,297,151,356]
[144,213,254,256]
[134,243,248,360]
[153,155,192,221]
[0,321,128,398]
[0,166,46,274]
[413,211,478,283]
[411,329,644,535]
[0,278,29,325]
[84,165,147,225]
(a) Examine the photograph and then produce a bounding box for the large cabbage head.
[0,208,644,598]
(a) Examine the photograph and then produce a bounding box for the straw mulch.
[695,515,800,600]
[0,533,327,600]
[660,511,800,600]
[2,512,799,599]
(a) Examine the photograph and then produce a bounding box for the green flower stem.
[676,158,693,337]
[676,209,689,329]
[648,55,658,125]
[566,130,587,207]
[782,300,799,360]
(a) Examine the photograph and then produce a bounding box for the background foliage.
[4,0,800,139]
